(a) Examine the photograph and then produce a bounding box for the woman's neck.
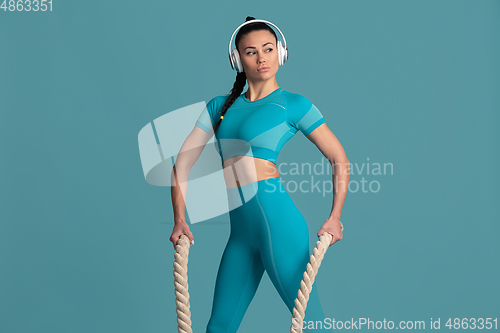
[244,81,280,102]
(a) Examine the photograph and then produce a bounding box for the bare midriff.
[222,155,280,189]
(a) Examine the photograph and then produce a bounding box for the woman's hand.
[170,221,194,249]
[317,217,343,247]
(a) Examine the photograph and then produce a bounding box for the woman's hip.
[227,176,309,238]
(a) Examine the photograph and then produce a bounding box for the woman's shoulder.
[204,94,230,115]
[279,89,313,108]
[208,94,230,105]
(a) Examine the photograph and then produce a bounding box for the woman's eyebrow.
[244,42,274,50]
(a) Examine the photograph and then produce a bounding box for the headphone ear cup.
[277,41,283,66]
[231,48,243,73]
[277,40,287,65]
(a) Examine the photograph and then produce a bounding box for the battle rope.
[290,221,343,333]
[174,222,344,333]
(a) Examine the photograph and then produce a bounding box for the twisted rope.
[174,222,344,333]
[174,234,192,333]
[290,221,343,333]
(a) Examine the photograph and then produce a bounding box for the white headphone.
[228,19,289,73]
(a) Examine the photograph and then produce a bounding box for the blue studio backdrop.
[0,1,498,332]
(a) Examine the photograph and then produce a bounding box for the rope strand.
[290,221,343,333]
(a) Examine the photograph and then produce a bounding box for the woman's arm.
[169,125,213,248]
[305,123,350,246]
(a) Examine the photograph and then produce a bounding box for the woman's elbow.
[330,155,349,165]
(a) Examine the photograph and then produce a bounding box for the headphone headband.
[228,19,288,71]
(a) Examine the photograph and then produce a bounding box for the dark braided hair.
[212,16,279,134]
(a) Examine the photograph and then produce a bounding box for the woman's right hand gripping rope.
[170,221,194,250]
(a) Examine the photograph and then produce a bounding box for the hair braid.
[212,71,247,133]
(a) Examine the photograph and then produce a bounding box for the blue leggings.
[206,176,333,333]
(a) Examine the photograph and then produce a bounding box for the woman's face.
[237,30,279,83]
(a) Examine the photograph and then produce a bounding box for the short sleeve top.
[195,87,326,165]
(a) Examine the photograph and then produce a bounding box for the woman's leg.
[206,196,265,333]
[254,177,334,332]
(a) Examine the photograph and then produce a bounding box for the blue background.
[1,0,498,332]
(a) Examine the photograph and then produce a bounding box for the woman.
[170,17,350,333]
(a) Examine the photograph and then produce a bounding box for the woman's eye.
[246,48,273,55]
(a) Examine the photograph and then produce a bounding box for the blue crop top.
[195,87,326,165]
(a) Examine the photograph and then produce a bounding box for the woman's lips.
[258,66,269,72]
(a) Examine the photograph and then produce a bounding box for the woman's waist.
[223,155,280,189]
[226,175,286,212]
